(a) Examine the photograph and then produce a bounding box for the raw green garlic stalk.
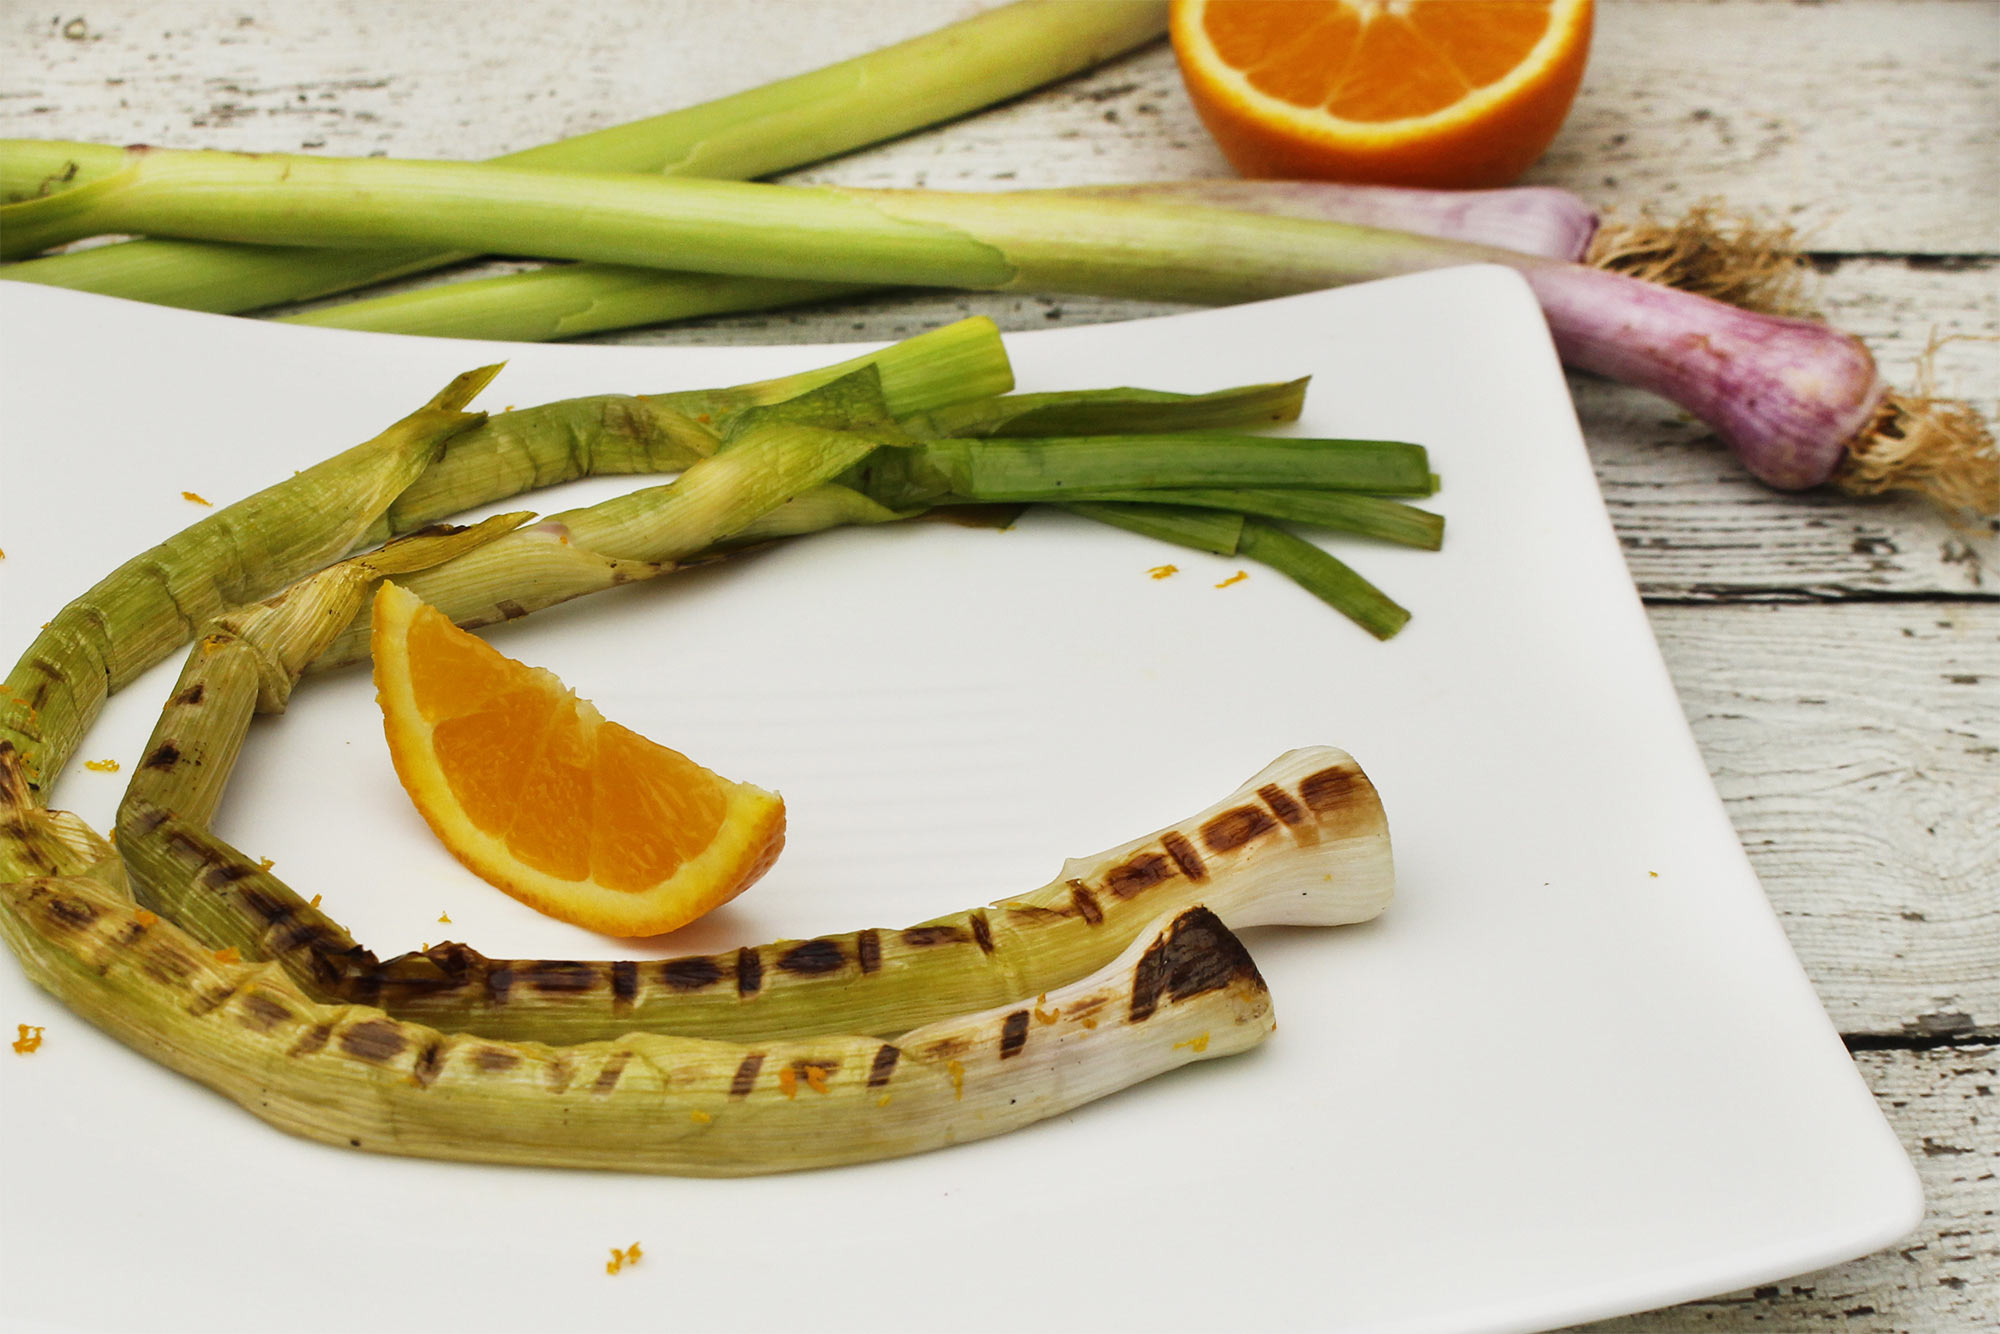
[7,139,1987,514]
[0,0,1171,319]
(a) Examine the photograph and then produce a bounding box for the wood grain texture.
[8,1,1997,252]
[1537,1,2000,253]
[4,2,1997,1329]
[1656,602,2000,1038]
[1574,1045,1999,1333]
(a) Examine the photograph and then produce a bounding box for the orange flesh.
[404,604,730,895]
[1174,0,1592,188]
[1208,0,1556,121]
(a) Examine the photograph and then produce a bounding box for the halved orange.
[1170,0,1594,188]
[371,582,784,937]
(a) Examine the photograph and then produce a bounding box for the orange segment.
[430,685,559,835]
[372,581,784,937]
[1171,0,1594,188]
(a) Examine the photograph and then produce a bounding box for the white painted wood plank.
[5,1,1995,252]
[1539,0,2000,252]
[1571,1044,1999,1333]
[1654,602,2000,1038]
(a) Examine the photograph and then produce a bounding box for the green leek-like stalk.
[0,146,1486,299]
[0,1,1167,315]
[1069,487,1444,550]
[117,516,532,890]
[321,375,911,664]
[286,266,869,342]
[1059,502,1247,556]
[318,415,1412,674]
[266,179,1598,341]
[2,862,1273,1175]
[372,314,1011,541]
[1063,503,1413,639]
[16,138,1969,515]
[0,324,1012,792]
[851,433,1434,507]
[899,379,1308,439]
[0,366,499,789]
[259,182,1599,341]
[1238,521,1412,640]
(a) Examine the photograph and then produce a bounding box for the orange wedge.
[371,582,784,937]
[1170,0,1594,188]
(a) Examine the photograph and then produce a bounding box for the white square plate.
[0,271,1919,1333]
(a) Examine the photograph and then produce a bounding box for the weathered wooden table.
[5,1,1994,1327]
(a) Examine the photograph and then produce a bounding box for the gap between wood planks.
[1847,1031,2000,1052]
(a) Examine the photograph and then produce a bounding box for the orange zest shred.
[309,894,323,908]
[1174,1032,1211,1053]
[777,1065,798,1099]
[1082,1017,1099,1030]
[212,946,241,964]
[1148,563,1179,580]
[83,757,120,773]
[877,1094,892,1108]
[689,1109,712,1124]
[804,1064,831,1095]
[605,1243,643,1275]
[257,856,274,871]
[947,1058,966,1100]
[438,911,452,923]
[1034,1005,1061,1025]
[181,490,213,507]
[13,1024,45,1054]
[133,908,159,927]
[1215,570,1249,588]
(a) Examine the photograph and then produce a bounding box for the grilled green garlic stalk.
[4,820,1270,1176]
[2,335,1402,1176]
[0,365,500,789]
[126,744,1391,1043]
[105,503,1390,1061]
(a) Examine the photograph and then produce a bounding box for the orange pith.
[373,581,784,937]
[1170,0,1594,188]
